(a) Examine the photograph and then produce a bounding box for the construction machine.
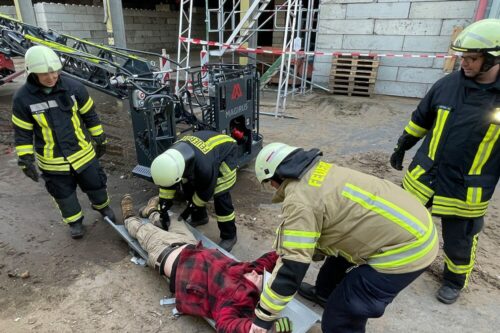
[0,13,263,179]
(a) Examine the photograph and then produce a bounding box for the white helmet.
[25,45,62,74]
[255,142,299,183]
[150,149,185,187]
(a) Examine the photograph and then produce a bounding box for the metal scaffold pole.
[176,0,194,94]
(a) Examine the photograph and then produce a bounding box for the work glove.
[159,199,172,231]
[18,155,39,182]
[390,149,405,170]
[93,133,108,159]
[273,317,293,333]
[389,131,421,171]
[179,201,195,222]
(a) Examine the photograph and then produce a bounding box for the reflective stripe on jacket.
[402,70,500,218]
[255,161,438,323]
[12,75,102,174]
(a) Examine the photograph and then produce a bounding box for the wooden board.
[443,26,463,73]
[330,55,379,97]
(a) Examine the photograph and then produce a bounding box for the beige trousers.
[124,212,197,267]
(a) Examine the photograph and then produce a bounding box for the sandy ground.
[0,71,499,333]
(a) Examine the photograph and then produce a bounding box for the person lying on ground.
[120,194,293,333]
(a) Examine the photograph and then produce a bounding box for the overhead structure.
[177,0,320,116]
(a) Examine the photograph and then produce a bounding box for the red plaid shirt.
[175,243,278,333]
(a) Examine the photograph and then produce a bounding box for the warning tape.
[179,36,456,59]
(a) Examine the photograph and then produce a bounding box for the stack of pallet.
[329,55,379,97]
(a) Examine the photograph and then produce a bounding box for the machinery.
[0,13,263,179]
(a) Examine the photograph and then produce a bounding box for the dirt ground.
[1,70,499,333]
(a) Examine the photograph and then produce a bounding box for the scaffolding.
[176,0,320,117]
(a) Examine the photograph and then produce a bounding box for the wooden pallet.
[330,55,379,97]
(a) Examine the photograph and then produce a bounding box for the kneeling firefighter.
[150,130,239,252]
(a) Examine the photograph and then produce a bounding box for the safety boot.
[121,194,135,220]
[218,236,237,252]
[187,206,209,227]
[68,219,85,239]
[298,282,327,308]
[436,285,461,304]
[98,206,116,222]
[140,196,159,218]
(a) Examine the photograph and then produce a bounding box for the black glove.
[18,155,39,182]
[390,131,420,171]
[93,133,108,159]
[273,317,293,333]
[390,149,405,170]
[179,201,195,222]
[159,199,172,231]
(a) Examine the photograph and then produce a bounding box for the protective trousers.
[41,159,110,224]
[442,216,484,289]
[124,213,197,268]
[214,191,236,240]
[316,256,425,333]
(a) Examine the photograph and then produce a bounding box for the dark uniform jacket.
[402,70,500,218]
[12,75,103,174]
[175,245,278,333]
[159,130,238,206]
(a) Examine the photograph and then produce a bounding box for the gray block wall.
[0,3,205,54]
[312,0,476,98]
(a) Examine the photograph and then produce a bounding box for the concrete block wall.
[0,3,205,54]
[312,0,476,98]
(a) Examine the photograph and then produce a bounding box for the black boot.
[436,285,461,304]
[298,282,328,307]
[218,236,237,252]
[68,219,85,239]
[98,206,116,222]
[188,206,209,227]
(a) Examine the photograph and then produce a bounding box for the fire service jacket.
[401,70,500,218]
[254,161,438,327]
[12,75,103,174]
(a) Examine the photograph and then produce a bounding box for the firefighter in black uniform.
[11,45,115,239]
[390,19,500,304]
[150,130,239,252]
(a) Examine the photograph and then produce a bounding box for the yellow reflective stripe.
[12,115,34,130]
[282,229,321,249]
[214,174,237,194]
[88,125,104,136]
[261,284,293,312]
[402,177,430,205]
[217,211,235,222]
[92,198,110,210]
[205,134,236,149]
[71,104,88,149]
[79,97,94,114]
[428,108,450,160]
[63,211,83,224]
[37,160,71,172]
[369,220,437,268]
[71,148,96,171]
[66,143,93,163]
[467,187,482,204]
[433,196,488,210]
[469,124,500,175]
[192,192,207,207]
[180,135,235,154]
[33,113,54,158]
[15,145,34,156]
[404,120,428,138]
[444,233,478,287]
[159,188,176,199]
[410,165,426,179]
[431,205,487,218]
[342,183,428,238]
[36,153,66,164]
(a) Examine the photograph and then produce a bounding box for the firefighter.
[249,143,438,333]
[150,130,239,252]
[11,45,115,239]
[389,19,500,304]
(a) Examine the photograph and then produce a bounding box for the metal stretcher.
[104,216,321,333]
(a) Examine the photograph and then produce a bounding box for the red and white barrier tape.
[179,36,456,59]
